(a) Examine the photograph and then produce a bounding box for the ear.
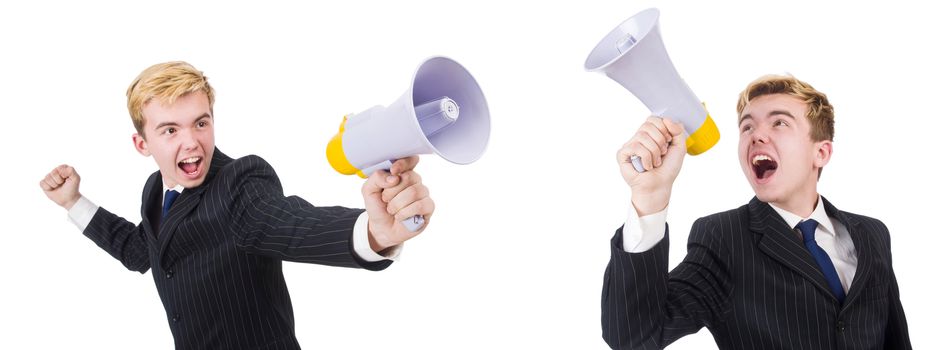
[814,140,832,168]
[133,133,151,157]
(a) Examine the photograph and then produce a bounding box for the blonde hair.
[126,61,215,137]
[736,74,834,142]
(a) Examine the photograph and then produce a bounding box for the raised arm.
[40,164,150,273]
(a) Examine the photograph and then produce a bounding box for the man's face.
[738,94,831,207]
[133,91,215,189]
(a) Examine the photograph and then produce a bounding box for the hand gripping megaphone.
[326,56,491,232]
[585,8,719,172]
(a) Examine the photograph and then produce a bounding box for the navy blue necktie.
[797,219,846,303]
[162,189,180,219]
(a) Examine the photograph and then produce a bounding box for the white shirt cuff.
[67,196,99,232]
[621,203,668,253]
[352,211,402,262]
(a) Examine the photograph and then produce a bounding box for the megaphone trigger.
[403,214,425,233]
[631,155,647,173]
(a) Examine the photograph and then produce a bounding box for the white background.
[2,0,949,348]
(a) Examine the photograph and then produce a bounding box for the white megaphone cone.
[326,56,490,232]
[585,8,719,172]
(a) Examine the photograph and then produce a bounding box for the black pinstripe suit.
[602,197,911,349]
[82,148,390,349]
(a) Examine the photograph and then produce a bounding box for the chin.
[752,183,789,204]
[180,178,206,189]
[746,168,780,201]
[747,180,776,203]
[181,170,209,188]
[753,192,777,203]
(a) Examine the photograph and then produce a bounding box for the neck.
[770,191,819,218]
[162,178,178,189]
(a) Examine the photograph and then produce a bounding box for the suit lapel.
[140,171,162,245]
[749,197,839,303]
[156,148,231,265]
[825,198,874,311]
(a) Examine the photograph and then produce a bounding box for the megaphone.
[585,8,719,172]
[326,56,490,231]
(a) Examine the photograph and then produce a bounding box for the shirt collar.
[163,184,185,194]
[768,195,836,237]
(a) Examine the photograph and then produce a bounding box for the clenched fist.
[40,164,82,210]
[617,117,687,216]
[361,156,435,252]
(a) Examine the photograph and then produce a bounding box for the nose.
[180,129,198,151]
[750,128,769,145]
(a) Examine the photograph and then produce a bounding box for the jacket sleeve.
[82,207,151,273]
[881,224,913,349]
[602,216,732,349]
[226,155,391,271]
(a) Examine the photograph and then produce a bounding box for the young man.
[602,75,911,349]
[39,61,435,349]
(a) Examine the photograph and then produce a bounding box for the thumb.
[389,156,420,176]
[659,120,688,173]
[663,120,688,152]
[57,165,79,184]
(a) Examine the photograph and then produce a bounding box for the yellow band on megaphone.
[685,113,719,156]
[326,116,361,176]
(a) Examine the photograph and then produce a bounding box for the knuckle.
[402,186,418,199]
[625,139,638,149]
[404,201,423,215]
[361,181,377,195]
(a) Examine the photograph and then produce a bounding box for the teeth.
[753,154,773,164]
[180,157,200,164]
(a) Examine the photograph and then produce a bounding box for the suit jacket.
[601,196,911,349]
[81,148,390,349]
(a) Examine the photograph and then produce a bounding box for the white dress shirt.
[622,195,857,292]
[68,187,400,263]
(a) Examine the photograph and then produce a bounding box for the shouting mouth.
[179,156,203,176]
[752,154,778,180]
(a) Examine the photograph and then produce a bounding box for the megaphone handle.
[372,163,425,232]
[630,155,647,173]
[402,215,425,232]
[630,135,674,172]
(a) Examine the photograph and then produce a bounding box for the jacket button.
[165,269,174,279]
[172,314,180,323]
[836,321,846,332]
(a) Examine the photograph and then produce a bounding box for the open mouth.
[752,154,778,180]
[178,156,203,176]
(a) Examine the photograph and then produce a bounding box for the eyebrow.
[154,113,212,131]
[738,110,796,126]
